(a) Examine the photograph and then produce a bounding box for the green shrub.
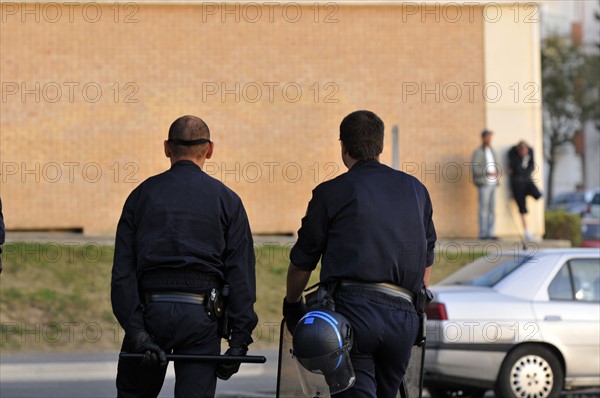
[545,210,581,247]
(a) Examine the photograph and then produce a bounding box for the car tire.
[426,386,486,398]
[495,345,564,398]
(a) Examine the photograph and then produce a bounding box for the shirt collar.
[350,159,379,170]
[171,160,200,169]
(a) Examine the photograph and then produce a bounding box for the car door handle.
[544,315,562,321]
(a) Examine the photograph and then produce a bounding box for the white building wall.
[553,144,584,196]
[582,0,600,53]
[540,0,600,195]
[484,2,545,238]
[582,2,600,191]
[584,121,600,190]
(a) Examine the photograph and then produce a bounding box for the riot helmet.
[292,309,355,394]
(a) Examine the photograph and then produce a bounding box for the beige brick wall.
[1,3,486,237]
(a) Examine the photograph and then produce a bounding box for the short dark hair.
[339,110,384,160]
[168,115,210,158]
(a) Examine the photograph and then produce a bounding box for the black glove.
[283,297,307,335]
[216,344,248,380]
[129,330,168,368]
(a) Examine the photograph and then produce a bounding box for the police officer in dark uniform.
[111,115,258,398]
[284,110,437,398]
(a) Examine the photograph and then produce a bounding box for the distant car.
[548,189,599,217]
[589,192,600,219]
[581,217,600,248]
[424,249,600,398]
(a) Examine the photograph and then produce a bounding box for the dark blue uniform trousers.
[116,301,221,398]
[334,292,419,398]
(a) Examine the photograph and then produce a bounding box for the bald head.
[167,115,211,159]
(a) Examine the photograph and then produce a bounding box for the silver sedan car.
[424,249,600,398]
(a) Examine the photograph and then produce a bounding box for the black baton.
[119,353,266,363]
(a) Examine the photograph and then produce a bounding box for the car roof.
[551,189,599,203]
[491,248,599,258]
[533,248,598,255]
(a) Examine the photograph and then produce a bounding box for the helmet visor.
[295,346,355,395]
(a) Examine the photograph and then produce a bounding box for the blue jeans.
[478,184,496,238]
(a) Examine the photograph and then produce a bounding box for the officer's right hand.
[129,330,168,368]
[282,297,307,335]
[216,344,248,380]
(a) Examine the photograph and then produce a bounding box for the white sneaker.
[524,232,540,242]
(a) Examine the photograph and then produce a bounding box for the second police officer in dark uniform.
[111,115,258,398]
[284,110,437,397]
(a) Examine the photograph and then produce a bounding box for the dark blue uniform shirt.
[290,160,436,294]
[111,160,257,345]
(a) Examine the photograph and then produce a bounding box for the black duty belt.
[338,281,415,303]
[141,268,221,293]
[148,292,206,305]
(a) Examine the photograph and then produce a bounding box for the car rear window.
[582,221,600,240]
[438,255,530,287]
[550,194,568,205]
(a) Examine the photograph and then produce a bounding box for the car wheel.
[495,345,564,398]
[426,386,486,398]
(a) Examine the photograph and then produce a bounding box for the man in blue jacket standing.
[471,129,500,239]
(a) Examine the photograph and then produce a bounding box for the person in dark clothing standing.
[111,115,258,398]
[508,140,542,242]
[284,110,437,398]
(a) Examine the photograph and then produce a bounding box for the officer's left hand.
[216,345,248,380]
